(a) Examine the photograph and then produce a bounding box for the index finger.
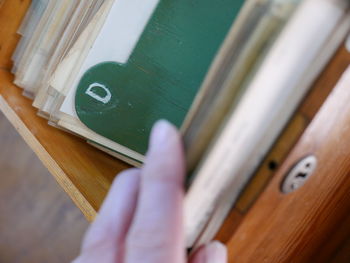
[125,120,186,263]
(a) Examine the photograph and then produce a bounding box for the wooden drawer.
[0,1,349,262]
[0,0,130,222]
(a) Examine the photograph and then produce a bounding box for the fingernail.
[206,241,227,262]
[149,120,176,151]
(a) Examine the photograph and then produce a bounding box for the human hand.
[73,120,227,263]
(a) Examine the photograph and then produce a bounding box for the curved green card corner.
[75,0,244,155]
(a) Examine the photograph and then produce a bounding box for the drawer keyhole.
[296,172,307,178]
[281,156,317,193]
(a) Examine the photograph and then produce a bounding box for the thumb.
[189,241,227,263]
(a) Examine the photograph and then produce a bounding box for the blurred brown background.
[0,113,88,263]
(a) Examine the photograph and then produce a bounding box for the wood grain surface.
[215,42,350,249]
[226,65,350,262]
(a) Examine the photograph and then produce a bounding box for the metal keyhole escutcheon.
[281,155,317,194]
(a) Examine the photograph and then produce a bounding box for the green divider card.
[75,0,244,155]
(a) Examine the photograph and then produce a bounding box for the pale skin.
[73,120,227,263]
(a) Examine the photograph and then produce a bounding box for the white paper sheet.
[60,0,160,116]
